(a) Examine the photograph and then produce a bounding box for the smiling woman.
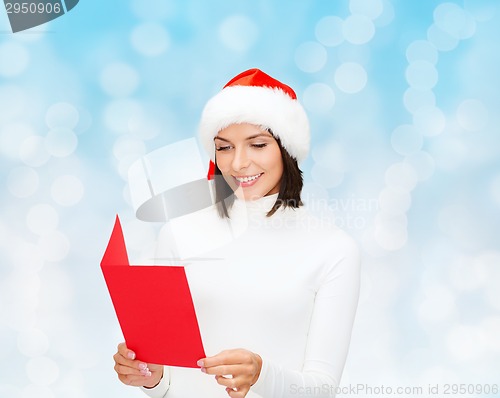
[112,68,361,398]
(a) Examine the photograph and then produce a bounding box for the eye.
[215,145,232,151]
[252,143,267,149]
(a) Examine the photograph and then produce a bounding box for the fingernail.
[127,351,136,360]
[197,359,204,367]
[138,362,147,370]
[144,371,152,377]
[201,367,206,373]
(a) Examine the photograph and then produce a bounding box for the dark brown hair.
[213,132,304,218]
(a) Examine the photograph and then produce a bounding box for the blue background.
[0,1,499,397]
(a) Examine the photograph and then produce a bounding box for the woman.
[113,69,361,398]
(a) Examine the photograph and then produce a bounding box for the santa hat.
[198,68,310,165]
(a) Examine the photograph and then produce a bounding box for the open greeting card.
[100,215,205,368]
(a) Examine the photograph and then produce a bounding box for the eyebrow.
[214,133,272,142]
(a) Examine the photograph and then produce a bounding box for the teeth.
[236,173,261,183]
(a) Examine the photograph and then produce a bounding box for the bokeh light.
[315,16,344,47]
[50,175,85,207]
[0,41,29,77]
[342,14,375,45]
[218,15,259,52]
[456,99,489,132]
[390,124,423,156]
[130,23,170,56]
[100,63,140,98]
[302,83,336,113]
[334,62,368,93]
[294,42,327,73]
[0,2,499,397]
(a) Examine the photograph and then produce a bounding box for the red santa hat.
[198,68,310,166]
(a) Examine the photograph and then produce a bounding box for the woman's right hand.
[113,342,164,388]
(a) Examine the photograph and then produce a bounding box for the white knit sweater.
[140,193,361,398]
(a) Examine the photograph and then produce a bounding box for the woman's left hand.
[198,348,262,397]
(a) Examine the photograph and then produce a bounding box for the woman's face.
[214,123,283,201]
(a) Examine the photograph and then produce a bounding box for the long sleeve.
[139,366,170,398]
[250,234,361,398]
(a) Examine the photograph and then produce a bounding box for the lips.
[232,173,263,187]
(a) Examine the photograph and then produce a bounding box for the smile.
[233,173,263,186]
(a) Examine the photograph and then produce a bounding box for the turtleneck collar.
[231,192,280,215]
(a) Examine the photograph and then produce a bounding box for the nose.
[231,146,251,171]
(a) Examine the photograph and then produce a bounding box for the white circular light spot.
[295,42,327,73]
[131,23,170,56]
[0,41,29,77]
[311,141,346,172]
[37,231,70,262]
[374,212,408,251]
[0,85,25,123]
[26,204,59,235]
[463,0,496,22]
[100,62,140,98]
[385,162,418,192]
[413,106,446,136]
[427,24,458,52]
[349,0,383,20]
[303,83,336,113]
[490,174,500,208]
[19,136,50,167]
[51,175,84,207]
[44,128,78,157]
[0,386,20,398]
[456,99,488,132]
[128,112,161,140]
[406,40,439,65]
[391,124,423,156]
[375,0,395,27]
[104,99,143,133]
[113,136,146,161]
[448,256,487,292]
[20,385,55,398]
[315,16,344,47]
[342,15,375,45]
[130,0,173,20]
[446,325,485,360]
[218,15,259,52]
[334,62,367,94]
[406,61,438,90]
[417,285,456,322]
[480,317,500,352]
[17,328,50,357]
[0,122,35,159]
[7,167,39,198]
[404,151,435,181]
[311,164,344,189]
[434,3,476,40]
[378,187,411,215]
[403,88,436,114]
[45,103,79,130]
[26,357,59,386]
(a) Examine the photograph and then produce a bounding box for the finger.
[118,373,153,387]
[226,385,249,398]
[202,364,242,376]
[201,349,244,368]
[215,374,251,390]
[114,363,152,377]
[113,353,149,372]
[117,342,137,360]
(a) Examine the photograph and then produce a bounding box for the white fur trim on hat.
[198,85,310,163]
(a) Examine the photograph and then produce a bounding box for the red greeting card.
[100,216,205,368]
